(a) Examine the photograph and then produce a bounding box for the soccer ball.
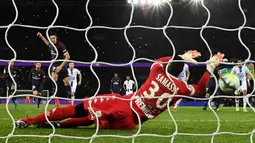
[218,73,240,94]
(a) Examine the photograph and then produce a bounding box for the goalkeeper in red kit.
[16,51,227,130]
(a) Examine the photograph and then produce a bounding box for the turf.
[0,104,255,143]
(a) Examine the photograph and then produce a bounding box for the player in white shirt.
[231,60,251,112]
[178,64,190,82]
[173,63,190,112]
[68,63,82,106]
[123,76,136,95]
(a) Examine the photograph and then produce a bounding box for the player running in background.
[37,32,71,106]
[16,51,227,130]
[173,63,190,112]
[68,63,82,106]
[2,61,23,110]
[203,67,221,111]
[231,59,251,112]
[178,64,190,82]
[123,75,136,95]
[28,62,46,108]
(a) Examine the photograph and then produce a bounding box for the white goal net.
[1,0,255,143]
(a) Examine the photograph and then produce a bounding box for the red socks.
[68,101,72,107]
[55,98,60,107]
[59,117,94,128]
[26,106,76,125]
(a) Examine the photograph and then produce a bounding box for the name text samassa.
[155,74,178,93]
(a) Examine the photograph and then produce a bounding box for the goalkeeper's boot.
[15,114,30,128]
[173,107,177,112]
[15,119,28,128]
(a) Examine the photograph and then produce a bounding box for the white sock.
[243,97,247,110]
[235,99,239,109]
[71,96,75,105]
[174,98,182,109]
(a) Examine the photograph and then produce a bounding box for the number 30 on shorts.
[143,81,173,109]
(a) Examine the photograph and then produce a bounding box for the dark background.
[0,0,255,98]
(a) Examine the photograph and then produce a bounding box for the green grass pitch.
[0,104,255,143]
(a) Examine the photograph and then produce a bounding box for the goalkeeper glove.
[178,50,201,64]
[207,52,228,73]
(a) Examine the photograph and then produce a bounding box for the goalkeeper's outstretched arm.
[189,71,211,96]
[189,52,227,96]
[153,56,184,77]
[154,50,201,77]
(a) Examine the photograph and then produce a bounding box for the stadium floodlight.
[153,0,161,6]
[133,0,139,4]
[191,0,202,4]
[127,0,132,3]
[140,0,147,5]
[147,0,153,4]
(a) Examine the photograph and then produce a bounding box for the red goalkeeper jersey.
[130,56,210,121]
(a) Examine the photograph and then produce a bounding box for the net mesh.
[0,0,255,143]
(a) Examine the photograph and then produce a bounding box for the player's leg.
[36,85,44,109]
[203,79,215,110]
[9,83,18,110]
[234,86,242,111]
[25,96,30,104]
[36,92,42,109]
[173,98,182,112]
[240,80,248,112]
[60,67,72,106]
[57,117,94,128]
[57,94,133,129]
[235,98,240,111]
[214,98,220,111]
[32,85,39,107]
[15,103,89,128]
[71,83,77,106]
[32,90,38,107]
[235,89,240,112]
[51,71,60,107]
[63,77,72,106]
[213,88,221,111]
[203,93,210,110]
[242,89,248,112]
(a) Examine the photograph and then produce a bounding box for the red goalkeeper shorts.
[83,93,137,130]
